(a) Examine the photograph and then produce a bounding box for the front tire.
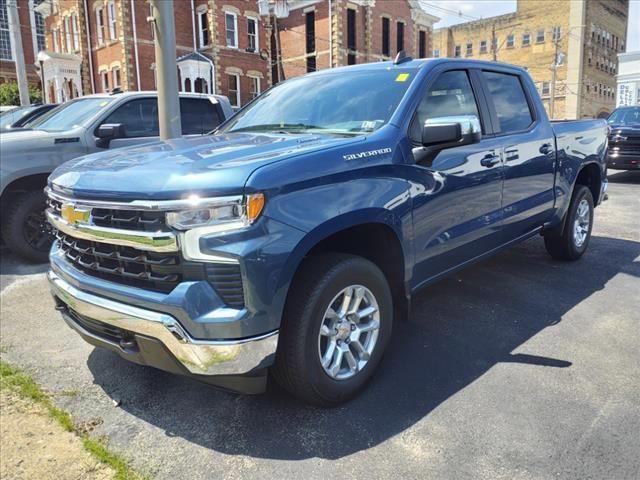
[273,253,393,406]
[1,190,53,263]
[544,185,594,261]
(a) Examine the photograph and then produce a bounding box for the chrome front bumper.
[48,271,278,377]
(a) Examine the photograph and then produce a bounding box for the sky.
[423,0,640,52]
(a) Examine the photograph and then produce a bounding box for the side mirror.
[415,115,482,164]
[95,123,125,148]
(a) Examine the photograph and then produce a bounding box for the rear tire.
[1,190,53,263]
[544,185,594,261]
[273,253,393,406]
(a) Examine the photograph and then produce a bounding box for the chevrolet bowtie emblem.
[60,203,91,225]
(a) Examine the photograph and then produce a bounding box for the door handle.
[539,143,553,155]
[480,154,501,168]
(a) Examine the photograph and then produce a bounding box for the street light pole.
[150,0,181,140]
[7,0,30,106]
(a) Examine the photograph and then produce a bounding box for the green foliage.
[0,82,43,106]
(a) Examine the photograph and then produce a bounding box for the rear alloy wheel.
[273,253,393,406]
[544,185,594,261]
[1,190,53,263]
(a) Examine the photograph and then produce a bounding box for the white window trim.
[52,27,59,52]
[112,65,121,88]
[228,72,240,107]
[225,11,238,48]
[71,13,79,51]
[28,0,46,58]
[197,7,208,47]
[96,7,104,44]
[64,16,71,52]
[247,16,258,52]
[248,75,260,98]
[0,1,11,61]
[107,1,117,41]
[100,70,109,92]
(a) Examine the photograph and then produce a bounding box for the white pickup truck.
[0,91,233,262]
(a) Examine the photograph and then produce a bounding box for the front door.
[407,69,505,286]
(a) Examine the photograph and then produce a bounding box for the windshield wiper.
[229,123,322,134]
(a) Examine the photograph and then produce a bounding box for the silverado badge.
[61,204,91,225]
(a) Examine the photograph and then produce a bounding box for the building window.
[107,1,117,40]
[381,17,390,57]
[112,66,120,89]
[71,13,79,51]
[227,73,240,108]
[96,7,105,44]
[249,76,260,99]
[347,8,356,64]
[149,4,154,39]
[64,16,71,52]
[552,26,561,42]
[197,8,208,47]
[522,32,530,46]
[480,40,487,54]
[466,42,472,56]
[536,29,545,43]
[247,17,258,52]
[305,10,315,72]
[506,34,514,48]
[225,12,237,48]
[432,48,439,58]
[419,30,426,58]
[0,0,10,60]
[33,1,46,53]
[541,81,550,96]
[396,21,404,53]
[101,70,109,92]
[454,45,461,57]
[52,28,59,52]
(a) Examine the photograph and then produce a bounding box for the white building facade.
[616,51,640,107]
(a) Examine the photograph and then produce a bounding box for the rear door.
[408,69,505,284]
[480,69,556,239]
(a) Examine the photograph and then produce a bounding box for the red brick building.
[275,0,438,80]
[0,0,47,87]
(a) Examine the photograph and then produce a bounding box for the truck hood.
[49,132,360,200]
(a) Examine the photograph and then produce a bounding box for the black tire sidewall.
[2,190,50,263]
[301,259,393,404]
[565,186,594,258]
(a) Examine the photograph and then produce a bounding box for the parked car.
[0,91,233,262]
[0,105,17,113]
[45,57,607,405]
[606,106,640,170]
[0,103,58,131]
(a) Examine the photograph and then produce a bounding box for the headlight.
[166,193,265,231]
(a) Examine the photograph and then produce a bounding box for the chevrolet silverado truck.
[46,57,608,406]
[606,105,640,170]
[0,91,232,263]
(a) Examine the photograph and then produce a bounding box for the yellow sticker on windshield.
[396,73,410,82]
[99,101,109,107]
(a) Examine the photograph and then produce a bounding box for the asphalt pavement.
[1,170,639,480]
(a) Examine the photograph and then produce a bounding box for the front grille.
[48,198,166,232]
[55,232,245,307]
[66,306,135,345]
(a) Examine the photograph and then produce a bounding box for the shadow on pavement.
[607,170,640,184]
[0,248,48,277]
[86,235,640,460]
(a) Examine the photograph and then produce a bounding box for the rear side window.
[180,98,223,135]
[410,70,480,141]
[482,71,533,133]
[102,98,159,137]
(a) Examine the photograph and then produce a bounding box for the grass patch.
[0,360,147,480]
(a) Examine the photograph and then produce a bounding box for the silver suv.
[0,91,233,262]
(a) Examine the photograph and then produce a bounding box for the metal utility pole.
[7,0,29,106]
[491,23,497,61]
[550,37,559,119]
[149,0,181,139]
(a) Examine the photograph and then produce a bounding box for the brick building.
[275,0,438,80]
[432,0,629,119]
[37,0,272,107]
[0,0,47,87]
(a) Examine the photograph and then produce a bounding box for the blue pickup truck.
[46,57,608,406]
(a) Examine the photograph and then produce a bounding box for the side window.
[410,70,480,141]
[180,98,223,135]
[482,71,533,133]
[101,98,159,137]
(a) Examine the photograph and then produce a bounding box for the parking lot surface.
[1,171,639,480]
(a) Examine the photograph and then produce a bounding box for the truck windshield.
[223,69,418,136]
[0,105,37,129]
[607,107,640,125]
[28,97,114,132]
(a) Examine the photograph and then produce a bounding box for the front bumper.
[49,270,278,392]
